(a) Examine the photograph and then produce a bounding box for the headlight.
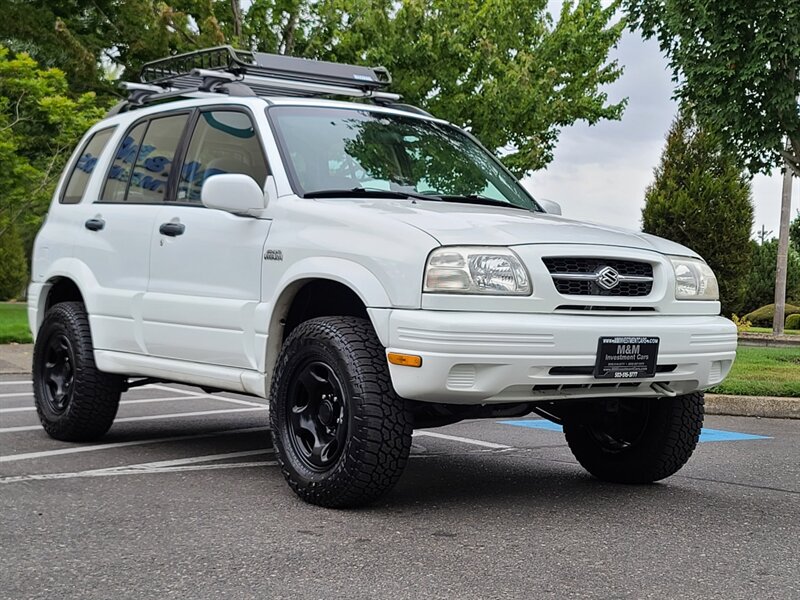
[669,257,719,300]
[424,246,532,295]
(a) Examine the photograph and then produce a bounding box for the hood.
[316,198,700,257]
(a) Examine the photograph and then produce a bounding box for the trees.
[743,240,800,313]
[0,47,110,299]
[791,211,800,255]
[642,111,754,317]
[2,0,627,177]
[624,0,800,333]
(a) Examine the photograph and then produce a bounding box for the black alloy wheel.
[287,360,349,472]
[39,333,76,414]
[270,316,413,508]
[33,302,123,441]
[563,392,704,484]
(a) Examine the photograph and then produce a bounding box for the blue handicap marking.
[498,420,772,442]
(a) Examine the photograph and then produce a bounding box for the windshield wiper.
[303,187,440,202]
[438,194,532,211]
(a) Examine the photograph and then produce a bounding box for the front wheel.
[563,392,704,483]
[269,317,413,508]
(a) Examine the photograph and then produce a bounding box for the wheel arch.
[264,265,392,392]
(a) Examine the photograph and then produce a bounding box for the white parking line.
[413,431,511,450]
[0,407,266,434]
[0,381,31,386]
[0,392,33,399]
[0,426,270,463]
[0,395,207,414]
[1,450,276,483]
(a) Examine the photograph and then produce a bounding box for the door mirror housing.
[201,174,267,215]
[539,198,562,215]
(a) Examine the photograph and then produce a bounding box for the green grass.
[747,327,800,336]
[709,345,800,398]
[0,303,32,344]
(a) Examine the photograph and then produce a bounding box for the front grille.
[543,257,654,297]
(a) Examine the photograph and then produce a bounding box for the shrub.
[786,313,800,331]
[743,304,800,328]
[730,314,752,332]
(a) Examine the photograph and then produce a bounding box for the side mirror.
[201,174,267,215]
[539,198,562,215]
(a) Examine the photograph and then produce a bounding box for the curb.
[705,394,800,420]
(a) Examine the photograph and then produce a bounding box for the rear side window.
[60,127,116,204]
[101,114,189,203]
[177,110,268,203]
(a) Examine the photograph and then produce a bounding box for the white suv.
[28,47,737,507]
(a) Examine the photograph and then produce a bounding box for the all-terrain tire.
[33,302,123,441]
[563,392,704,483]
[270,317,413,508]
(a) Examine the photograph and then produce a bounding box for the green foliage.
[0,225,27,300]
[0,47,111,282]
[743,240,800,313]
[743,303,800,328]
[2,0,627,176]
[791,211,800,255]
[641,110,754,316]
[708,346,800,398]
[624,0,800,178]
[786,313,800,330]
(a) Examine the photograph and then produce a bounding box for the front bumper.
[379,310,737,404]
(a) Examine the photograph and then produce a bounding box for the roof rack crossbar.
[138,45,397,100]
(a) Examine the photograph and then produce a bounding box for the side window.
[60,127,116,204]
[101,114,189,203]
[177,110,268,203]
[102,122,147,202]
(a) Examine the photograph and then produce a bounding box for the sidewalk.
[0,343,796,418]
[0,343,32,375]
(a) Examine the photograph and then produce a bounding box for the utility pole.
[773,148,794,336]
[757,225,772,244]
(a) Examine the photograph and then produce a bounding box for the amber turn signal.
[387,352,423,367]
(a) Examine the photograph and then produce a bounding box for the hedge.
[743,303,800,328]
[786,313,800,330]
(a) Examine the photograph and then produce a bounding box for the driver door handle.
[84,218,105,231]
[159,222,185,237]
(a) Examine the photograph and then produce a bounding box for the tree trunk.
[230,0,242,42]
[773,153,794,335]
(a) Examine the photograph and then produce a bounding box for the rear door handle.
[159,222,185,237]
[84,218,105,231]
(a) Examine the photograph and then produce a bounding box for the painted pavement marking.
[498,419,772,442]
[0,426,271,463]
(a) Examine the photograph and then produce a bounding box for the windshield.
[268,106,540,211]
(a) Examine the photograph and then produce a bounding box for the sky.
[522,28,799,239]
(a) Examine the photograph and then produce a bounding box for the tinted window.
[177,110,268,203]
[102,122,147,203]
[102,114,189,203]
[61,127,115,204]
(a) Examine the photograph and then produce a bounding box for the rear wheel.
[270,317,413,508]
[563,392,704,483]
[33,302,123,441]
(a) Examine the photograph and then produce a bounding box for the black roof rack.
[136,45,398,101]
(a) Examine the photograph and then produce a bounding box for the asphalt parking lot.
[1,373,798,600]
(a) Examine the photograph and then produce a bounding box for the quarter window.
[60,127,116,204]
[177,110,268,203]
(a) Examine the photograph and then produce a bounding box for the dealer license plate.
[594,336,659,380]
